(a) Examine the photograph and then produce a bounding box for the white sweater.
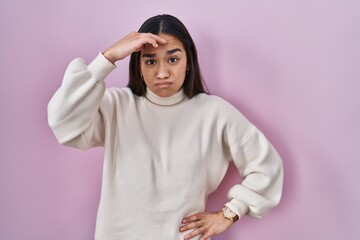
[48,53,283,240]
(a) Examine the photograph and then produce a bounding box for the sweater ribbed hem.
[88,53,116,82]
[225,199,249,218]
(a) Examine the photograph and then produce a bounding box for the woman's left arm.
[180,101,284,240]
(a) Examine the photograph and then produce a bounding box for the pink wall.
[1,0,359,239]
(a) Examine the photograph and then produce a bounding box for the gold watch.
[222,206,239,222]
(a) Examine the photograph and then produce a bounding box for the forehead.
[142,34,185,54]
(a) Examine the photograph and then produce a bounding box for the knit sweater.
[48,53,283,240]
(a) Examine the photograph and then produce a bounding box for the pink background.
[1,0,359,239]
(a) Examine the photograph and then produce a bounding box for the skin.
[102,31,236,239]
[140,33,187,97]
[180,211,234,240]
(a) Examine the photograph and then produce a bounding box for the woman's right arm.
[48,32,166,150]
[47,53,116,150]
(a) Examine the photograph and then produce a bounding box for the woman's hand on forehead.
[102,32,167,64]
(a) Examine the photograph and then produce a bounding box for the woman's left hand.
[179,211,235,240]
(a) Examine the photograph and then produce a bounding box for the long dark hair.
[128,14,208,98]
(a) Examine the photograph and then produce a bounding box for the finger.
[184,226,206,240]
[182,213,204,223]
[133,44,145,52]
[179,220,203,232]
[199,232,211,240]
[144,33,167,44]
[139,33,166,47]
[139,37,160,48]
[150,40,159,48]
[154,35,167,44]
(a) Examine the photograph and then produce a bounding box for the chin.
[156,89,176,97]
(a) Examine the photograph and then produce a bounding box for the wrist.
[222,206,240,222]
[102,49,117,64]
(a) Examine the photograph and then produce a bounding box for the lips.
[155,81,173,88]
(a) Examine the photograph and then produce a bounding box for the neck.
[145,88,187,107]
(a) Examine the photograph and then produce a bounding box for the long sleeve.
[221,102,283,219]
[47,53,116,150]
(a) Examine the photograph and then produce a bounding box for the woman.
[48,14,283,240]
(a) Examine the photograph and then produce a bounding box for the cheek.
[140,66,152,79]
[175,61,187,74]
[178,65,187,81]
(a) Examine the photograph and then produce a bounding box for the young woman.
[48,14,283,240]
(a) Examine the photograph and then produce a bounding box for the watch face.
[224,207,237,218]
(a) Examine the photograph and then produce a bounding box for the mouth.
[155,81,173,88]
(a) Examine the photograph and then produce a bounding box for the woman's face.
[140,34,188,97]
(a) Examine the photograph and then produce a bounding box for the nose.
[156,62,170,79]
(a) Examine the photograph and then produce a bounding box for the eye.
[145,59,156,65]
[169,57,179,63]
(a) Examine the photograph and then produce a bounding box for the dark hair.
[128,14,208,98]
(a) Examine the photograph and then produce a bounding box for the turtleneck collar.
[144,87,187,107]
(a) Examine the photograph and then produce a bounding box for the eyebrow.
[142,48,182,58]
[166,48,182,55]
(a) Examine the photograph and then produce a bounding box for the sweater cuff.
[225,198,249,218]
[87,53,116,82]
